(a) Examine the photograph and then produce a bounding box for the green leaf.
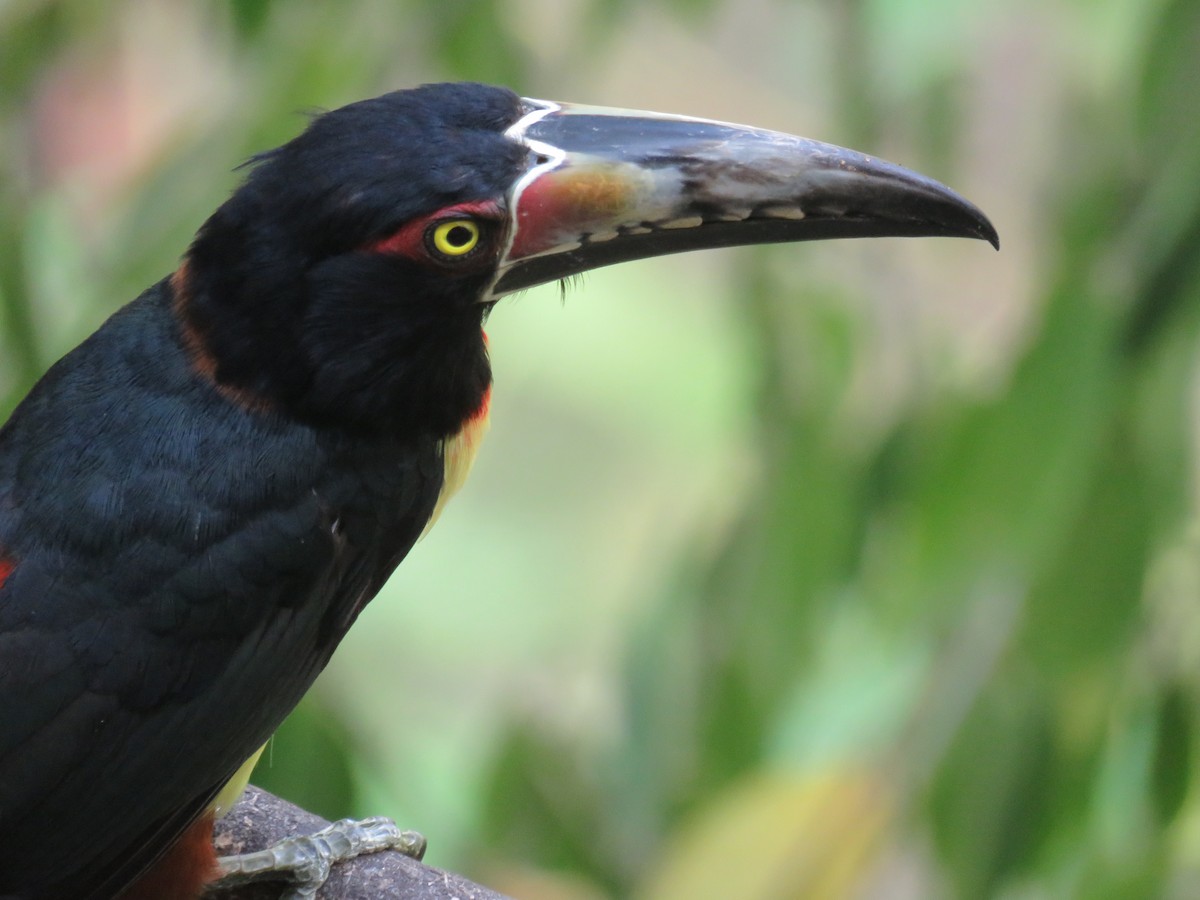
[479,723,618,891]
[928,672,1055,895]
[1020,424,1152,678]
[1149,682,1191,828]
[892,272,1119,616]
[228,0,275,40]
[424,0,528,86]
[1136,0,1200,150]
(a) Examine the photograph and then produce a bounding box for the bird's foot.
[210,816,426,899]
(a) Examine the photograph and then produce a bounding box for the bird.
[0,81,997,899]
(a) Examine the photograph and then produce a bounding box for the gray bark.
[206,786,512,900]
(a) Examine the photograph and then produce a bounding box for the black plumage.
[0,84,519,899]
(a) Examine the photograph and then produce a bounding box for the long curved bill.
[492,100,998,297]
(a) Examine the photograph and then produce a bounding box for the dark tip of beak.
[832,152,998,249]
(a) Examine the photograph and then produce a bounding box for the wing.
[0,290,444,898]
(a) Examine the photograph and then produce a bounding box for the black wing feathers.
[0,281,443,898]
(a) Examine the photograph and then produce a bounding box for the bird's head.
[177,82,996,434]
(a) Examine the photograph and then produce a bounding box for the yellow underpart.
[421,393,491,540]
[209,743,266,819]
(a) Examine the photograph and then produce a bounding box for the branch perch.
[207,786,512,900]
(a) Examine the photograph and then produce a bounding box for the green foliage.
[1151,682,1192,829]
[929,671,1056,895]
[4,1,1200,897]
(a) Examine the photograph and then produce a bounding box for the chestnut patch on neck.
[171,262,278,416]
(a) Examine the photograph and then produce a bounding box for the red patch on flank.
[0,555,14,591]
[117,811,218,900]
[369,199,504,260]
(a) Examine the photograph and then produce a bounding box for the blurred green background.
[3,0,1200,897]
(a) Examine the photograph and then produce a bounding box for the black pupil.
[446,224,474,248]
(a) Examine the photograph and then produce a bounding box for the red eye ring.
[369,200,504,266]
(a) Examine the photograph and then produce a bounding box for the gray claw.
[212,816,426,897]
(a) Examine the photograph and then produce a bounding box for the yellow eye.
[429,219,481,258]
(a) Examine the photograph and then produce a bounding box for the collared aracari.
[0,82,996,899]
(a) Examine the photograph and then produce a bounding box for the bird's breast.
[422,382,491,539]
